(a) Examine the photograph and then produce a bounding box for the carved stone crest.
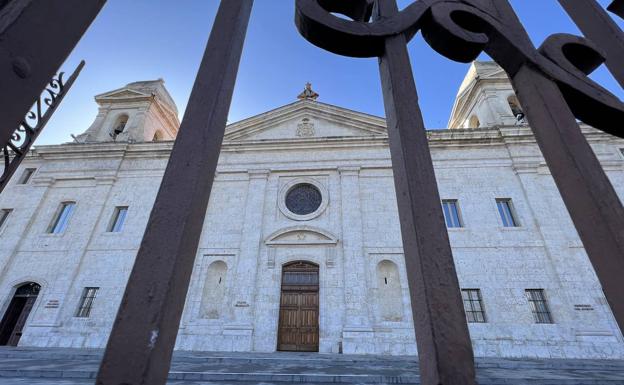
[297,118,315,137]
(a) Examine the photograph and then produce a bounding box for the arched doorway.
[0,282,41,346]
[277,261,319,352]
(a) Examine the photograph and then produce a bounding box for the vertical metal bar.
[510,64,624,333]
[0,0,105,152]
[95,1,254,384]
[375,1,476,384]
[558,0,624,87]
[478,0,624,335]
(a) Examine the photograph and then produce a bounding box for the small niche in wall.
[376,260,403,322]
[201,261,227,319]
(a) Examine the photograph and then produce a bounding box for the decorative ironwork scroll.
[296,0,624,135]
[0,0,105,168]
[296,0,624,384]
[0,61,85,193]
[558,0,624,88]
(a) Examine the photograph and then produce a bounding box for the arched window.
[508,95,523,118]
[468,115,480,129]
[376,260,403,321]
[111,115,129,139]
[201,261,227,319]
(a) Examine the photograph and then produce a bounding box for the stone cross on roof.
[297,82,319,101]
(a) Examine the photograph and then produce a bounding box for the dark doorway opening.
[277,261,319,352]
[0,282,41,346]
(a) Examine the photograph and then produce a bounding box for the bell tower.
[448,61,526,129]
[74,79,180,143]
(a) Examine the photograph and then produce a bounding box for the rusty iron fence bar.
[457,0,624,336]
[425,0,624,348]
[95,1,254,384]
[375,1,476,384]
[0,0,105,158]
[296,0,624,382]
[510,63,624,337]
[296,0,477,383]
[558,0,624,87]
[0,61,85,193]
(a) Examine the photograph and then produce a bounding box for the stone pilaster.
[338,166,374,353]
[231,169,269,327]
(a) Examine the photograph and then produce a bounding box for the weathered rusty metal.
[0,61,85,193]
[377,1,476,383]
[296,0,624,133]
[0,0,105,161]
[95,1,254,384]
[296,0,624,382]
[422,0,624,334]
[298,1,477,383]
[559,0,624,87]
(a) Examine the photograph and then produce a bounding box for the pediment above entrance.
[265,226,338,246]
[224,100,387,141]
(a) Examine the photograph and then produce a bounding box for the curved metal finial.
[295,0,624,137]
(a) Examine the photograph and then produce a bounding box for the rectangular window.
[496,198,518,227]
[0,209,12,230]
[48,202,75,234]
[18,168,36,184]
[526,289,553,324]
[442,199,463,228]
[462,289,486,323]
[108,206,128,232]
[75,287,99,318]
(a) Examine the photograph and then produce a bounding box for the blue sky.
[39,0,623,145]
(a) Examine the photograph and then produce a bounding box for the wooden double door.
[0,282,40,346]
[277,261,319,352]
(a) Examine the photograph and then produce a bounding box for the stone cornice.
[27,125,622,162]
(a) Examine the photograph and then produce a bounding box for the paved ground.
[0,347,623,384]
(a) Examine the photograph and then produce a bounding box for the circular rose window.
[285,183,322,216]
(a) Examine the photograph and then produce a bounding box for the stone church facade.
[0,62,623,359]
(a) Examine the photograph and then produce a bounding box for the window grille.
[525,289,553,324]
[76,287,99,318]
[496,198,518,227]
[285,184,322,215]
[442,199,462,228]
[48,202,75,234]
[462,289,486,323]
[108,206,128,232]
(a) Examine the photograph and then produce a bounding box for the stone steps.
[4,346,624,370]
[0,347,623,384]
